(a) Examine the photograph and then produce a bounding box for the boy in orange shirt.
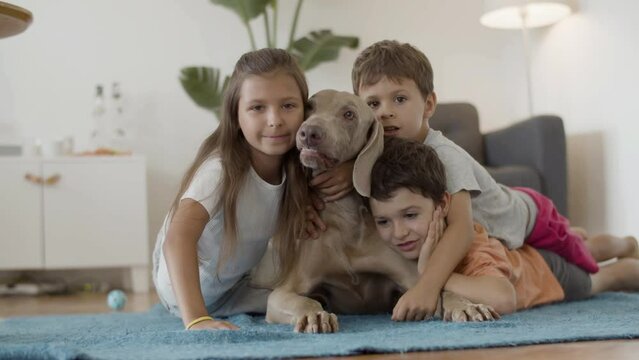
[364,137,639,316]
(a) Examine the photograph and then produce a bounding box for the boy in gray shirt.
[348,40,603,321]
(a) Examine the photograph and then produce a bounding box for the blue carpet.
[1,292,638,360]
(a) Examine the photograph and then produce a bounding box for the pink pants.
[514,187,599,273]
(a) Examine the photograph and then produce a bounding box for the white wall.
[1,0,636,285]
[533,0,639,236]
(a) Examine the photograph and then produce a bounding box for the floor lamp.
[480,0,573,116]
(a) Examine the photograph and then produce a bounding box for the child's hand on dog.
[310,160,355,203]
[302,193,327,239]
[303,160,355,239]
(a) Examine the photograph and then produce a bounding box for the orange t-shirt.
[455,224,565,310]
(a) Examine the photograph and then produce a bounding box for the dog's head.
[297,89,383,197]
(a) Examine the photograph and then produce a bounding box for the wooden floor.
[1,292,637,360]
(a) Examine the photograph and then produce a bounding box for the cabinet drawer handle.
[24,173,61,185]
[24,173,44,185]
[45,174,61,185]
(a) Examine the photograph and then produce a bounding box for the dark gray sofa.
[429,103,568,217]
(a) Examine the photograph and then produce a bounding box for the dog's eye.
[343,110,355,120]
[306,101,315,113]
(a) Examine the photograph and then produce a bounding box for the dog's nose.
[298,124,324,147]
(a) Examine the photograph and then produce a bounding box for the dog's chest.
[312,196,417,281]
[321,196,363,236]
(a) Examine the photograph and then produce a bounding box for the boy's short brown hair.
[352,40,434,98]
[370,137,446,204]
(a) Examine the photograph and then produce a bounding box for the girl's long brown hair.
[169,48,309,280]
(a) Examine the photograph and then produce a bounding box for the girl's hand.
[417,206,446,274]
[301,193,327,240]
[310,160,355,202]
[302,205,327,239]
[188,318,239,331]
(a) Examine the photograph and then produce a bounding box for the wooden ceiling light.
[0,1,33,39]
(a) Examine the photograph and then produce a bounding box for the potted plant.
[180,0,359,119]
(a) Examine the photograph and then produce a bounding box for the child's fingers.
[312,216,327,232]
[392,301,408,321]
[304,217,320,239]
[322,187,353,202]
[305,205,319,221]
[191,319,239,330]
[305,225,318,239]
[426,217,436,241]
[410,309,426,322]
[314,177,341,189]
[306,206,326,232]
[219,321,239,330]
[423,210,440,251]
[310,171,332,187]
[426,208,439,238]
[404,308,417,321]
[434,207,445,239]
[316,183,344,195]
[310,193,325,211]
[311,170,352,190]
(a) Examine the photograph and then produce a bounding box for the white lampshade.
[480,0,573,29]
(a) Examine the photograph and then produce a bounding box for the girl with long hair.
[152,48,309,330]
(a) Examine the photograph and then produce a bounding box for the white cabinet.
[0,156,150,293]
[0,159,43,269]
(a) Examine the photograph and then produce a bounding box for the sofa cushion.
[430,103,485,164]
[486,165,542,193]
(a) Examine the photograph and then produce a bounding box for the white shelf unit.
[0,156,150,293]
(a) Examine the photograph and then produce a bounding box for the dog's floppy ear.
[353,119,384,197]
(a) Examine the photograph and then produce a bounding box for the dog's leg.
[439,290,500,322]
[266,288,339,333]
[355,242,420,290]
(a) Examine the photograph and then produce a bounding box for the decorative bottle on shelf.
[110,82,130,153]
[89,84,109,151]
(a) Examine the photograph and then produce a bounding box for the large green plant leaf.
[291,30,359,71]
[209,0,273,23]
[179,66,229,117]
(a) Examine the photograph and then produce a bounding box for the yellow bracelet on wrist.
[186,315,214,330]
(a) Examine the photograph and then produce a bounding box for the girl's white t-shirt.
[152,157,285,313]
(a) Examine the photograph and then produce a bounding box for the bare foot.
[622,236,639,259]
[592,258,639,293]
[570,227,588,241]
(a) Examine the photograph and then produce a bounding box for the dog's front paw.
[444,302,500,322]
[441,291,500,322]
[294,311,339,333]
